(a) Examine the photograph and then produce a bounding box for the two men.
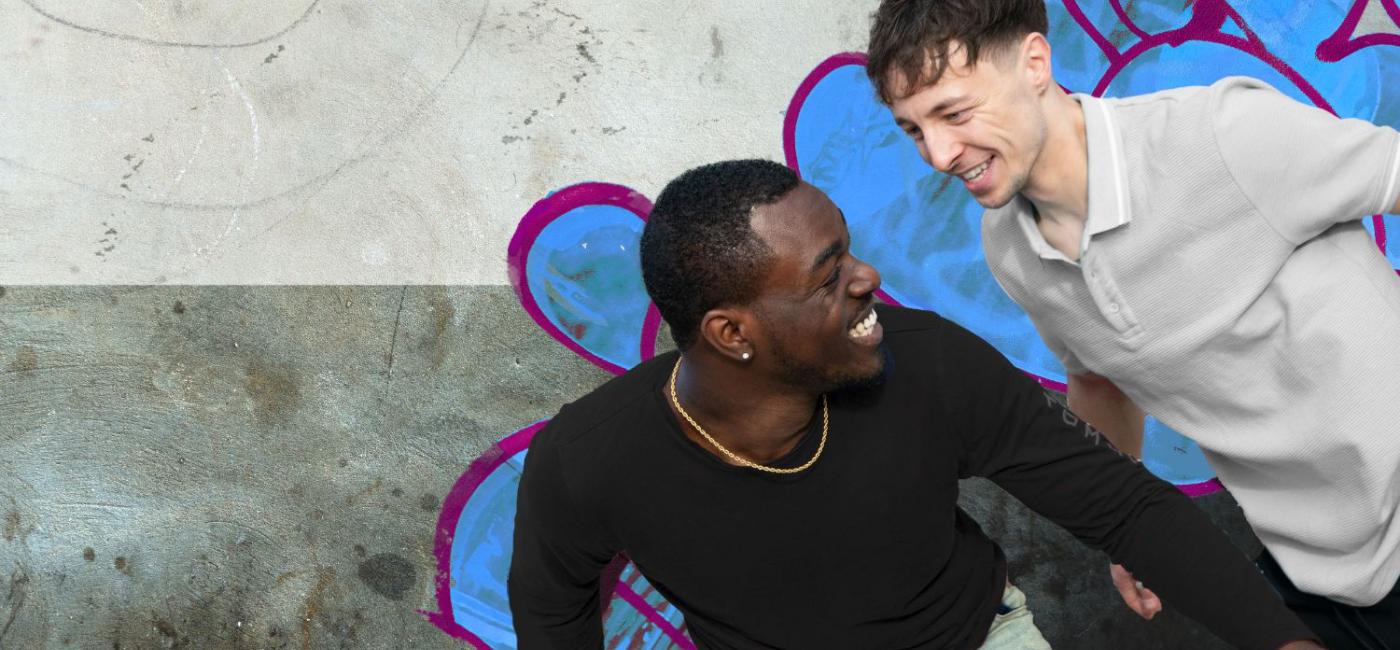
[509,159,1317,648]
[867,0,1400,645]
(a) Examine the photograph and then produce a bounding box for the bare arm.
[1067,372,1146,458]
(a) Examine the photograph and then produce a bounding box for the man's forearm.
[1110,489,1318,649]
[1067,373,1145,458]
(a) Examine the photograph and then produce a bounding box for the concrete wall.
[3,1,1399,648]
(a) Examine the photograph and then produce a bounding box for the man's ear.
[1020,32,1053,94]
[699,307,756,362]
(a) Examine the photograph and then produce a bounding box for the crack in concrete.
[386,287,407,385]
[0,566,30,646]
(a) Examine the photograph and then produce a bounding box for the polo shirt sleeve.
[508,417,617,649]
[1212,76,1400,244]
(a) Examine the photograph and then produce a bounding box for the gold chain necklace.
[668,358,828,474]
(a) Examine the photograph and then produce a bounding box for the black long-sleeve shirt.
[508,306,1312,648]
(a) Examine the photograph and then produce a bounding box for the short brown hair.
[866,0,1048,104]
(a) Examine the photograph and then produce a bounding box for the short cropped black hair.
[640,159,799,350]
[866,0,1048,104]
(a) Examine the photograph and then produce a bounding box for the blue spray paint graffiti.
[426,1,1400,645]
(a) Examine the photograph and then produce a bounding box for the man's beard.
[773,343,890,395]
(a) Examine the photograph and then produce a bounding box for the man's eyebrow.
[928,94,969,116]
[810,238,845,275]
[893,96,969,126]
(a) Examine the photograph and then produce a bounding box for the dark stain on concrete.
[113,556,133,576]
[9,346,37,373]
[2,511,17,541]
[153,618,184,647]
[0,287,6,299]
[330,609,367,645]
[83,547,95,562]
[172,300,185,314]
[426,295,455,370]
[576,42,595,63]
[419,493,438,512]
[346,478,382,505]
[390,487,403,498]
[356,553,414,601]
[353,544,366,559]
[244,361,302,427]
[710,26,723,59]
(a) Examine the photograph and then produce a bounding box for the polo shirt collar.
[1076,93,1134,241]
[1011,93,1133,262]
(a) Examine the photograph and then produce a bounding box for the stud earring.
[741,352,751,361]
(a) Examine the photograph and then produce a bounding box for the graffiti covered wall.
[428,1,1400,647]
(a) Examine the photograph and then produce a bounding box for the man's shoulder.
[1106,76,1284,132]
[876,304,949,336]
[877,305,985,359]
[1104,80,1215,111]
[538,352,674,449]
[879,305,991,349]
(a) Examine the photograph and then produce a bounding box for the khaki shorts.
[977,584,1052,650]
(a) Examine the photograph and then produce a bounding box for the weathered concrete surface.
[0,287,1264,648]
[0,286,610,649]
[0,0,873,284]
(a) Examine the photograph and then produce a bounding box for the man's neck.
[1022,89,1090,258]
[667,353,820,466]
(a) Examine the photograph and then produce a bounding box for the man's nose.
[848,258,881,296]
[927,134,963,174]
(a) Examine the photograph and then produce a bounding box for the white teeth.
[848,309,879,338]
[961,160,989,182]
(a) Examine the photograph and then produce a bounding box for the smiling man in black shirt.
[507,159,1319,649]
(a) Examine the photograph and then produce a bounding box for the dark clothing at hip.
[1257,548,1400,650]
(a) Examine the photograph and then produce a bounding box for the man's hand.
[1111,563,1162,619]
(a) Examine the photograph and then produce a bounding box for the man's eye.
[903,127,922,140]
[947,110,968,123]
[823,266,842,289]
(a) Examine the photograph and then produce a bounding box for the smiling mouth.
[959,157,991,183]
[848,308,878,339]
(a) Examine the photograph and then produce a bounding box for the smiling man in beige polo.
[866,1,1400,646]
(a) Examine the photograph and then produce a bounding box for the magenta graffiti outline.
[422,421,541,647]
[1317,0,1400,62]
[505,182,663,376]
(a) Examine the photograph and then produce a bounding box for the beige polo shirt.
[982,76,1400,605]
